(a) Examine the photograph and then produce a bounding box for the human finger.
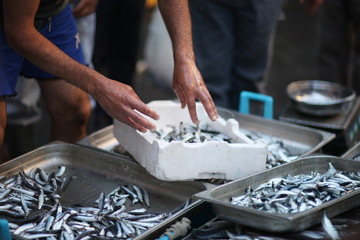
[197,91,218,121]
[113,105,157,132]
[121,115,148,133]
[173,85,187,108]
[130,100,160,122]
[185,95,198,124]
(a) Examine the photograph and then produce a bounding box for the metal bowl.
[286,80,356,116]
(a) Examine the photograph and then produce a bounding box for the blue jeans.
[189,0,283,110]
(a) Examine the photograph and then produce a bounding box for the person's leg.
[21,4,91,142]
[108,0,146,85]
[230,0,283,110]
[0,97,8,162]
[189,0,234,108]
[93,0,146,130]
[37,79,91,143]
[348,0,360,94]
[317,0,350,86]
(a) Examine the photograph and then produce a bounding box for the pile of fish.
[0,166,180,239]
[242,130,299,169]
[231,163,360,214]
[150,122,235,143]
[150,121,299,168]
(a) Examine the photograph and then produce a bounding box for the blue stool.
[0,219,11,240]
[239,91,273,119]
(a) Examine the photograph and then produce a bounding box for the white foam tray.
[113,100,268,181]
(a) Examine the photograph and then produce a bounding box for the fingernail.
[211,114,218,121]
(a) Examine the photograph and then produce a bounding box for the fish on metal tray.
[230,163,360,214]
[242,130,300,169]
[0,166,190,239]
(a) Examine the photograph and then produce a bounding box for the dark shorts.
[0,4,85,97]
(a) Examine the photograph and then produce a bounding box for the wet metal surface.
[0,142,206,239]
[194,156,360,233]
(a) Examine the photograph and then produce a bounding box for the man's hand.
[69,0,98,18]
[4,0,158,133]
[173,56,218,124]
[300,0,323,15]
[158,0,218,124]
[93,79,160,133]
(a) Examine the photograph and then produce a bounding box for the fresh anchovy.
[142,187,150,207]
[151,122,300,168]
[0,166,189,239]
[231,163,360,214]
[55,166,66,177]
[132,185,144,204]
[98,192,105,212]
[0,189,11,199]
[9,187,36,197]
[242,130,300,169]
[13,222,36,235]
[150,122,235,143]
[322,212,340,240]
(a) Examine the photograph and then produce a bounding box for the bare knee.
[0,126,5,146]
[49,94,91,142]
[58,96,91,127]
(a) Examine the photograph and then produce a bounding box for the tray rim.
[1,141,208,239]
[193,155,360,232]
[78,110,335,158]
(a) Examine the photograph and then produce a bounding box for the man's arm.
[3,0,159,133]
[158,0,218,124]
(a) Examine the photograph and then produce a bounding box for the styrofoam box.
[114,100,268,181]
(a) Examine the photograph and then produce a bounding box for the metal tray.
[194,155,360,232]
[342,141,360,160]
[137,200,360,239]
[79,107,335,159]
[217,107,334,156]
[77,125,120,154]
[0,142,206,239]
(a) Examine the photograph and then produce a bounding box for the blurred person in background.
[189,0,323,111]
[188,0,284,111]
[317,0,360,94]
[0,0,218,162]
[70,0,97,69]
[92,0,147,130]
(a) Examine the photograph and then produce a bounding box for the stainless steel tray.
[78,125,120,153]
[0,142,206,239]
[79,108,335,159]
[217,107,335,156]
[342,141,360,160]
[194,155,360,232]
